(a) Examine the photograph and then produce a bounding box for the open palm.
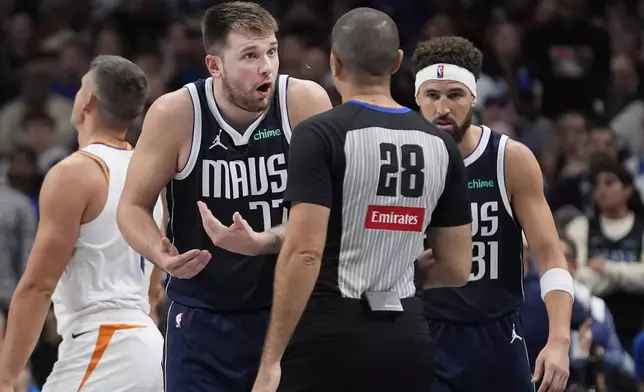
[197,201,263,255]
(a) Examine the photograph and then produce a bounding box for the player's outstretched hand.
[532,339,570,392]
[251,362,281,392]
[159,237,211,279]
[197,201,264,255]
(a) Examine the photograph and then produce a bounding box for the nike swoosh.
[71,331,91,339]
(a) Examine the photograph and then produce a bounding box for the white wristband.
[539,267,575,302]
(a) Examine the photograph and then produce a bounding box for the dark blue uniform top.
[587,215,644,263]
[422,126,525,322]
[166,75,292,311]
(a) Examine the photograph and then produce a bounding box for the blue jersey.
[166,75,292,311]
[422,126,525,322]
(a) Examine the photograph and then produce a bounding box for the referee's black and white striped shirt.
[284,100,471,299]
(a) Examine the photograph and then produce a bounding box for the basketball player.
[0,55,164,392]
[116,2,332,392]
[412,37,574,392]
[195,8,474,392]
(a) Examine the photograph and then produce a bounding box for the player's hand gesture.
[158,237,211,279]
[197,201,263,255]
[251,362,281,392]
[532,338,570,392]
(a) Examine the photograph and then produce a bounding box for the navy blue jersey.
[166,75,292,311]
[587,216,644,262]
[422,126,525,322]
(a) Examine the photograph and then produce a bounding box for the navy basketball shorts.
[428,311,534,392]
[164,301,269,392]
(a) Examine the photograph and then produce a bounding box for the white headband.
[414,63,477,98]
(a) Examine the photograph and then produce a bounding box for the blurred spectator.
[0,12,35,106]
[564,235,635,377]
[546,112,591,212]
[94,24,125,57]
[51,35,90,101]
[566,159,644,351]
[524,0,611,120]
[0,182,36,307]
[483,22,534,118]
[6,146,44,216]
[17,111,70,173]
[0,57,74,154]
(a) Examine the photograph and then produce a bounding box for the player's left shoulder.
[502,138,544,195]
[503,138,540,177]
[43,153,106,201]
[285,76,333,128]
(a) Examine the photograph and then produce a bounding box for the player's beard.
[221,73,272,113]
[435,107,473,143]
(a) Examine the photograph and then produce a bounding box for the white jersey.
[51,142,163,337]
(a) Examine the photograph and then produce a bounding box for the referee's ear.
[391,49,404,75]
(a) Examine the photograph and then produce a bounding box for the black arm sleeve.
[429,136,472,227]
[283,118,333,209]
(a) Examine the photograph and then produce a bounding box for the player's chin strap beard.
[414,63,477,99]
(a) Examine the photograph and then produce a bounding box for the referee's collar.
[347,100,411,114]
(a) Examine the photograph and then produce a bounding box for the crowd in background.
[1,0,644,391]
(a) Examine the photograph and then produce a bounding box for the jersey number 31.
[376,143,425,198]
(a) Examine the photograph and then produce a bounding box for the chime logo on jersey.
[201,153,287,199]
[253,128,281,141]
[364,205,425,232]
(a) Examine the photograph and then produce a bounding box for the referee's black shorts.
[278,296,434,392]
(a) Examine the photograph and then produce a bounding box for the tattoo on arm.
[264,223,287,254]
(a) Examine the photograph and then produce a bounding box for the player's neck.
[212,79,263,130]
[458,125,482,158]
[78,125,127,150]
[601,207,630,220]
[341,86,402,109]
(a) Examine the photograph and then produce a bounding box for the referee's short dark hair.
[331,7,400,84]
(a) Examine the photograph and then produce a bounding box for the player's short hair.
[411,36,483,79]
[89,55,148,130]
[331,7,400,84]
[201,2,279,54]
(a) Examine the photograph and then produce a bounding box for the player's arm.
[257,118,331,370]
[148,189,168,313]
[422,135,472,288]
[0,154,101,386]
[507,140,573,342]
[251,78,333,255]
[117,90,209,277]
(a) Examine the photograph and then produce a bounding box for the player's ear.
[391,49,404,75]
[471,93,477,107]
[205,54,223,79]
[85,94,97,114]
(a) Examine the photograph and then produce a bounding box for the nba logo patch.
[175,313,183,328]
[437,64,444,78]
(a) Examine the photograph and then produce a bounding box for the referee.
[252,8,473,392]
